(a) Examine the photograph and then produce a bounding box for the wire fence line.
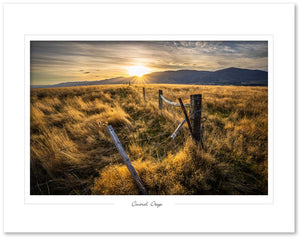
[44,89,192,158]
[102,89,198,194]
[31,115,187,194]
[32,126,186,194]
[120,119,179,144]
[32,98,181,192]
[31,87,197,195]
[160,94,190,107]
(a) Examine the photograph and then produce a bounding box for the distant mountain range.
[31,67,268,89]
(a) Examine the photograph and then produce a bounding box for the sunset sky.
[30,41,268,85]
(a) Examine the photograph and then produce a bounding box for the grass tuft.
[31,84,268,195]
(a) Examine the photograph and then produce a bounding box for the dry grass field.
[30,84,268,195]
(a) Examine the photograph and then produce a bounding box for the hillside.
[30,84,268,195]
[31,67,268,88]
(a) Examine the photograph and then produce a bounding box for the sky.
[30,41,268,85]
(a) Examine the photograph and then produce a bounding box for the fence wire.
[31,86,198,195]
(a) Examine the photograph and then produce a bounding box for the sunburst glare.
[127,65,150,77]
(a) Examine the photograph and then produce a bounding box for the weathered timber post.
[107,125,148,195]
[158,89,163,110]
[143,87,146,102]
[190,94,202,143]
[178,98,193,138]
[129,81,131,86]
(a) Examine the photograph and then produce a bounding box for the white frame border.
[3,3,294,233]
[25,34,274,205]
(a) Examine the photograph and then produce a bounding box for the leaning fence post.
[158,89,163,110]
[178,98,193,138]
[190,94,202,143]
[143,87,146,102]
[107,125,148,195]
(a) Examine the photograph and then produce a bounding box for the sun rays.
[127,65,150,77]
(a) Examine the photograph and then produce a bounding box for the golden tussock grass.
[31,84,268,195]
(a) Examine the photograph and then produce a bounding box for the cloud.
[30,41,268,85]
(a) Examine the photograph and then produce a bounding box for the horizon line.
[30,66,268,86]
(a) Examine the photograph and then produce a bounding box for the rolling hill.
[31,67,268,88]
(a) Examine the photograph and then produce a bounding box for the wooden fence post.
[143,87,146,102]
[158,90,163,110]
[190,94,202,143]
[107,125,148,195]
[178,98,193,138]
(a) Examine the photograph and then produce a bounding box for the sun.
[127,65,150,77]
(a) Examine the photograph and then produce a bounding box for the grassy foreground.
[30,84,268,195]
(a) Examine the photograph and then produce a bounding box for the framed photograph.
[3,3,295,233]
